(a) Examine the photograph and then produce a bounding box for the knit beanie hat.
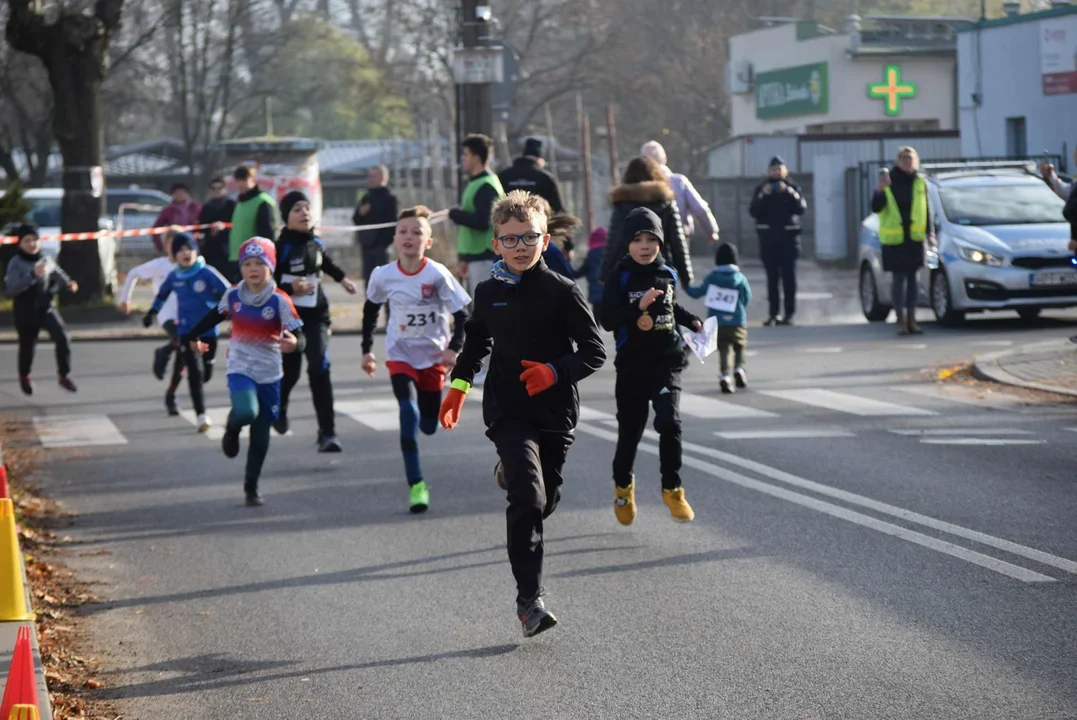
[522,137,544,159]
[16,223,39,241]
[769,156,786,168]
[588,226,607,250]
[715,242,738,266]
[640,141,668,167]
[238,237,276,274]
[623,207,664,247]
[171,231,196,255]
[279,190,309,224]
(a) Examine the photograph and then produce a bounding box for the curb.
[971,339,1077,399]
[0,443,53,719]
[0,324,370,345]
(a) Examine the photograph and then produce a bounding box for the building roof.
[955,2,1077,31]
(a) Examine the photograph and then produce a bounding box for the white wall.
[958,13,1077,160]
[730,25,957,136]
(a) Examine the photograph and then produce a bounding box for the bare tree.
[6,0,127,300]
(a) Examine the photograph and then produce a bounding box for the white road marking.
[715,428,855,440]
[796,292,834,300]
[32,414,128,448]
[179,408,228,441]
[801,347,844,354]
[579,406,615,422]
[336,399,402,431]
[678,393,779,420]
[761,388,936,417]
[895,383,1026,409]
[635,428,1076,578]
[1064,428,1077,434]
[970,340,1014,347]
[919,438,1045,446]
[887,428,1033,437]
[745,350,759,357]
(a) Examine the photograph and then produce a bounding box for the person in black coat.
[600,156,693,286]
[198,176,236,278]
[870,147,935,335]
[354,164,400,290]
[498,138,569,253]
[749,156,807,326]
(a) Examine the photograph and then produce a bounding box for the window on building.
[1005,117,1027,158]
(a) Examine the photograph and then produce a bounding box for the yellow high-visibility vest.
[877,175,927,245]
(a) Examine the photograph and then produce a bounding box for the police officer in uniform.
[749,156,806,326]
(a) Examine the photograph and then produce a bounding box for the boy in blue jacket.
[686,242,752,394]
[143,232,231,431]
[574,227,606,318]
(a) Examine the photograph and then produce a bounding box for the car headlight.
[956,244,1004,267]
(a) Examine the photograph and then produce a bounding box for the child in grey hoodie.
[686,242,752,393]
[4,224,79,395]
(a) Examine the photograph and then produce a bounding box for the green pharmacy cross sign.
[868,65,917,116]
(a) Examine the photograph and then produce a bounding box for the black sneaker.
[763,316,778,327]
[165,394,180,416]
[720,376,734,394]
[494,461,507,490]
[57,375,77,393]
[518,597,558,638]
[272,411,289,436]
[317,433,342,453]
[244,482,264,507]
[778,315,795,326]
[153,345,170,380]
[19,375,32,396]
[222,427,240,459]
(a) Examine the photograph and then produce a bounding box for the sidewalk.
[973,338,1077,398]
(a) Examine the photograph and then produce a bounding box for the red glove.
[439,383,468,429]
[520,360,557,397]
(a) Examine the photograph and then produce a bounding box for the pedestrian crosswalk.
[21,383,1074,448]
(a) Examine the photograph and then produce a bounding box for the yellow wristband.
[450,378,471,394]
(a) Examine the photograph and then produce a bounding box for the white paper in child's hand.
[680,316,718,364]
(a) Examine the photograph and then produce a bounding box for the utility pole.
[457,0,494,166]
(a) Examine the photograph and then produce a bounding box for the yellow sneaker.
[662,488,695,523]
[613,483,636,526]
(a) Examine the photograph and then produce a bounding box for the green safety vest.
[877,176,927,245]
[456,173,505,257]
[229,191,278,260]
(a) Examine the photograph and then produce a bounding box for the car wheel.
[859,263,891,322]
[1016,307,1042,321]
[931,268,965,327]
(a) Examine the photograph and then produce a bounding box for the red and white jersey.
[218,284,303,384]
[365,258,471,370]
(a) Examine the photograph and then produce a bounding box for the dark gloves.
[142,310,157,328]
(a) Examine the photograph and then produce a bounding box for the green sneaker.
[409,481,430,514]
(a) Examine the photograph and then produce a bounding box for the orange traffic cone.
[0,500,33,622]
[7,704,39,720]
[0,626,39,720]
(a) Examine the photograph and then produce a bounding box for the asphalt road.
[3,264,1077,720]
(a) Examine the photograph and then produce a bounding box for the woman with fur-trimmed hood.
[600,156,693,285]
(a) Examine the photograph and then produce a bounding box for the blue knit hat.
[171,231,196,255]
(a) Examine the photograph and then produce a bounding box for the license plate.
[1030,271,1077,286]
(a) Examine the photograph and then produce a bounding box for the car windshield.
[25,198,62,227]
[938,183,1066,226]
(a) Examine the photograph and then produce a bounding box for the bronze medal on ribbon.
[637,312,654,331]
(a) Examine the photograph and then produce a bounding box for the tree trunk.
[6,0,124,303]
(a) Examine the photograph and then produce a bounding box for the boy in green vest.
[229,166,279,283]
[450,134,505,296]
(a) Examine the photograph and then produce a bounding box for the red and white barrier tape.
[1,209,450,244]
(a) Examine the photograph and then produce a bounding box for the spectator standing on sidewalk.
[498,137,571,257]
[1040,148,1076,201]
[228,166,278,282]
[600,156,693,286]
[640,140,720,245]
[153,183,202,252]
[450,134,506,297]
[198,176,236,279]
[871,146,936,337]
[749,156,806,326]
[354,165,400,292]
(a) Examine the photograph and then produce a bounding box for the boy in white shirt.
[118,226,187,415]
[360,206,471,513]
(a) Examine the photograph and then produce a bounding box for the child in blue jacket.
[143,232,231,431]
[574,227,606,318]
[686,242,752,394]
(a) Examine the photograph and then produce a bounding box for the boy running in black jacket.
[274,191,357,452]
[600,207,701,526]
[4,224,79,395]
[439,190,606,637]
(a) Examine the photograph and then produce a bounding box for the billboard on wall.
[755,63,829,119]
[1041,14,1077,95]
